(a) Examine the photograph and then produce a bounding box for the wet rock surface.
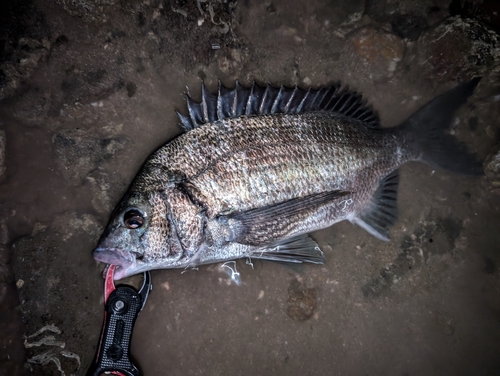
[286,279,317,321]
[485,146,500,188]
[345,27,405,82]
[1,0,500,375]
[11,213,102,375]
[415,16,500,82]
[0,1,50,101]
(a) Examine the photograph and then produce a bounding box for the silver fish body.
[94,80,482,280]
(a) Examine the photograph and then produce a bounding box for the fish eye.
[123,209,144,230]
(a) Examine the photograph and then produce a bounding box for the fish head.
[93,190,185,280]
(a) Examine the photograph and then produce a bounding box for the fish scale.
[93,79,483,280]
[182,114,399,216]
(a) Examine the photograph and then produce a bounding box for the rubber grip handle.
[87,286,142,376]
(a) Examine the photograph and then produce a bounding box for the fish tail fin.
[400,77,483,175]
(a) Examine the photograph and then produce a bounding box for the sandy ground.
[1,0,500,375]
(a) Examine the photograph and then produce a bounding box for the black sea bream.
[94,79,482,280]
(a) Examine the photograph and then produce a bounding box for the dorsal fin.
[177,81,380,130]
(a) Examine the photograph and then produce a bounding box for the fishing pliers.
[87,265,152,376]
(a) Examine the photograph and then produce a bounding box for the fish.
[93,78,483,280]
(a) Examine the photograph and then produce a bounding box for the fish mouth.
[93,247,139,280]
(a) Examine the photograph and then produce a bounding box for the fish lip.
[94,247,138,280]
[113,263,135,280]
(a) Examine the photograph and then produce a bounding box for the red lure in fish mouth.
[94,247,136,280]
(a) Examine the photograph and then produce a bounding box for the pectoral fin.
[218,190,350,246]
[251,234,325,264]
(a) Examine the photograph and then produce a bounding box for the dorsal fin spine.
[186,94,202,126]
[356,107,372,120]
[231,81,239,117]
[201,83,209,123]
[343,92,360,113]
[217,81,224,120]
[284,86,299,113]
[296,88,310,113]
[271,85,284,114]
[350,99,367,118]
[321,86,340,110]
[176,110,193,131]
[316,87,332,109]
[363,113,377,122]
[245,83,255,116]
[309,90,322,110]
[337,92,354,112]
[259,84,269,114]
[331,89,349,112]
[344,96,362,116]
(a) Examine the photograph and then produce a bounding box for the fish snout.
[93,247,144,280]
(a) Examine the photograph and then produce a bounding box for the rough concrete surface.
[1,0,500,375]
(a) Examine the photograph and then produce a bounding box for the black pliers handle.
[87,265,152,376]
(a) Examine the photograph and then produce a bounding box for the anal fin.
[251,234,325,264]
[352,170,399,241]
